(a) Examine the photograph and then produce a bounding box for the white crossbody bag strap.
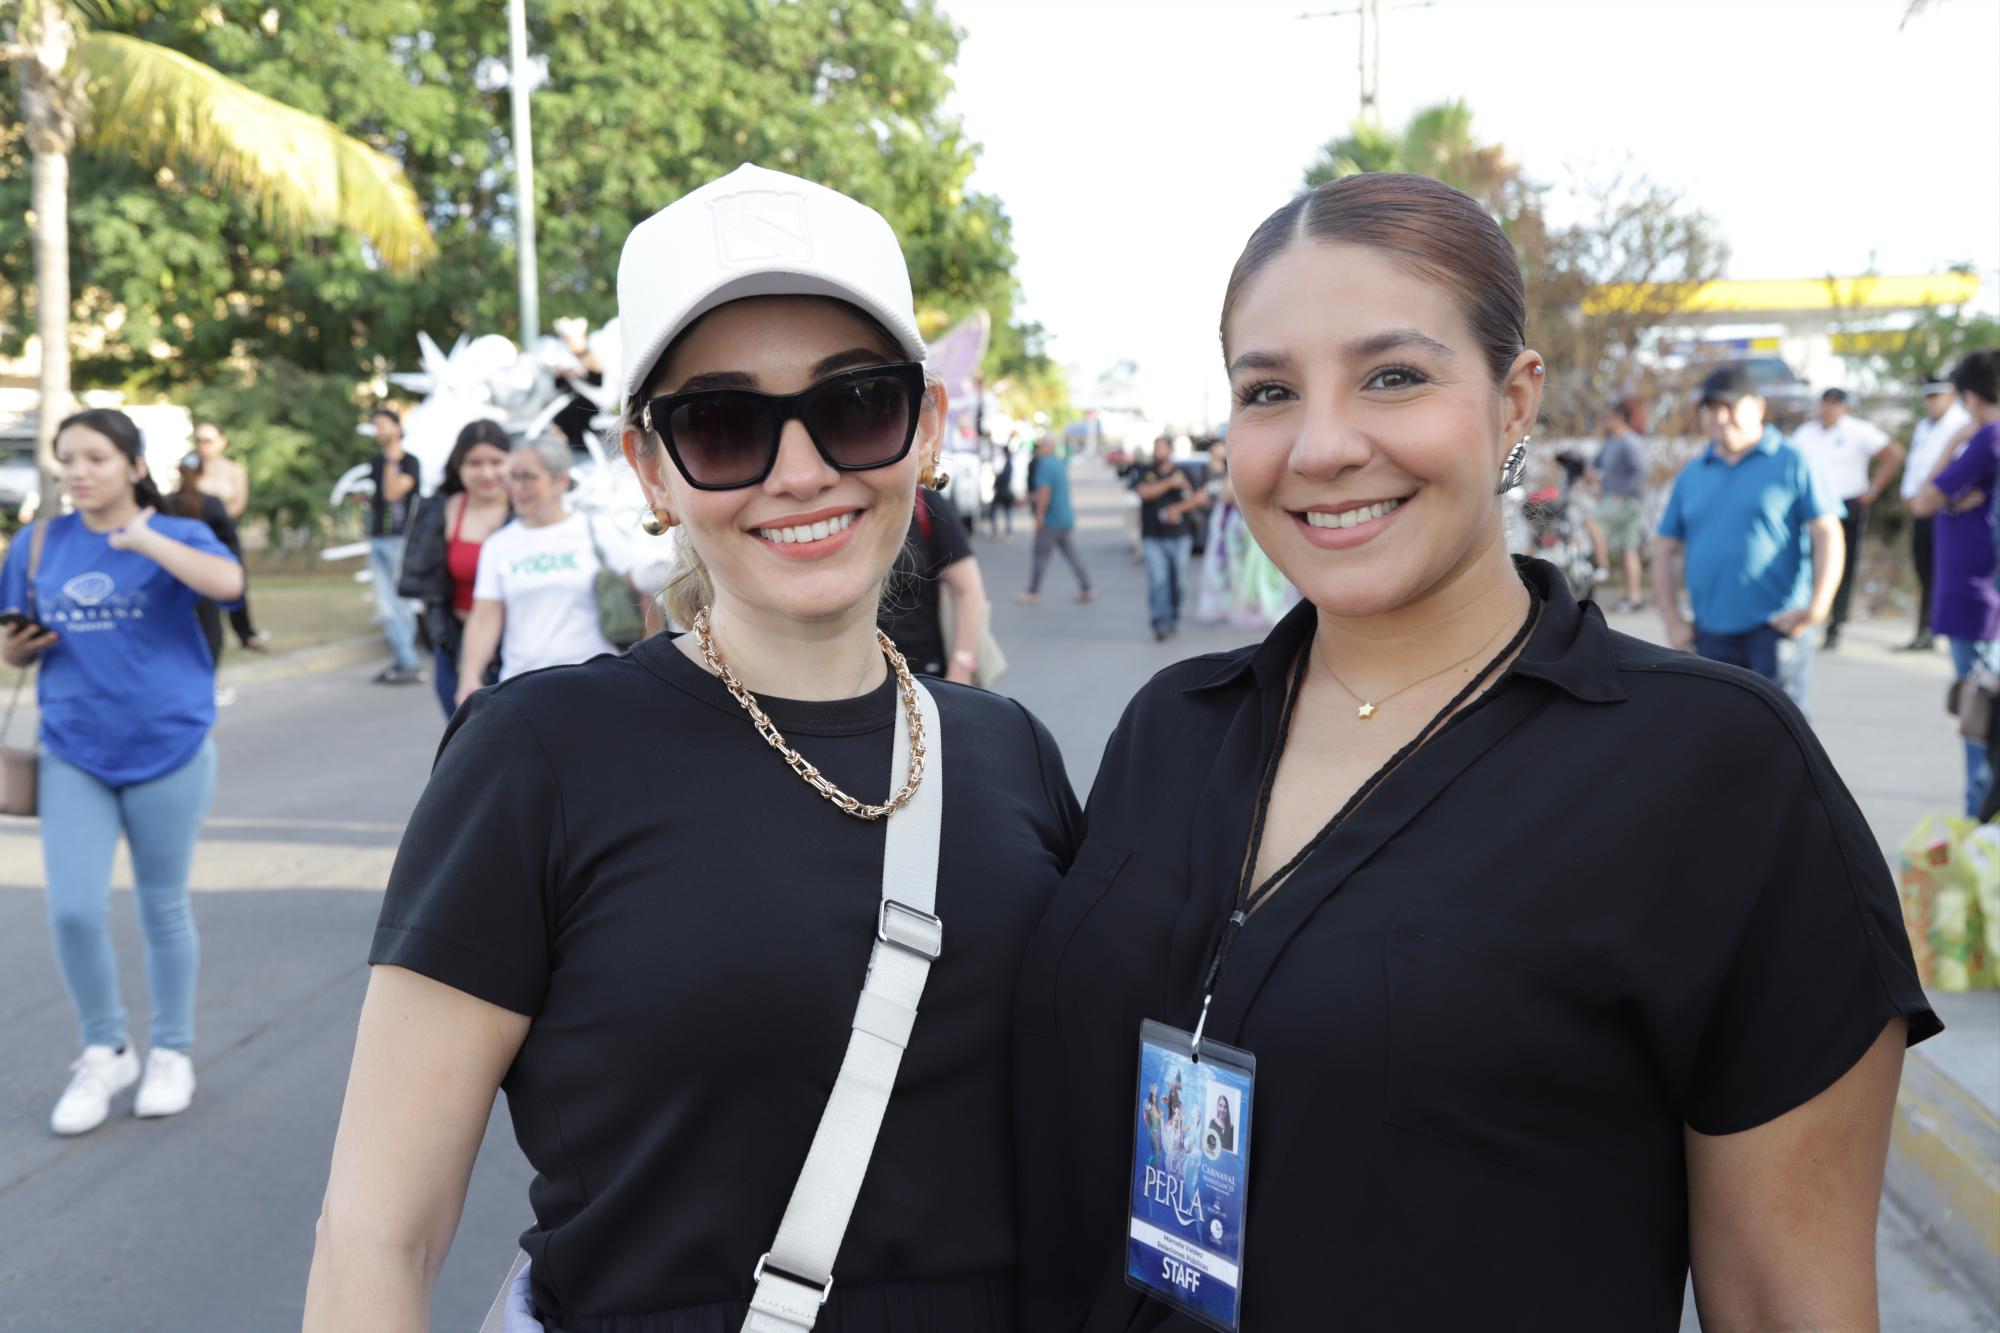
[741,680,944,1333]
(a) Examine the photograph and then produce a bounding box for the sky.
[939,0,2000,429]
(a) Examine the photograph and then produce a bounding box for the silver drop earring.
[1497,437,1530,493]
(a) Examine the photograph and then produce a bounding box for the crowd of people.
[3,392,681,1138]
[1519,355,2000,819]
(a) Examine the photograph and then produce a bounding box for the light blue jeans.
[1949,637,1993,818]
[40,739,217,1052]
[1142,535,1192,633]
[1776,630,1814,716]
[369,536,420,671]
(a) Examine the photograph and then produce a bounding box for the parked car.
[0,444,41,523]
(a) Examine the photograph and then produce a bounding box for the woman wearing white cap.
[304,165,1080,1333]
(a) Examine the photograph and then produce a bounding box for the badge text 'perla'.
[1143,1165,1206,1229]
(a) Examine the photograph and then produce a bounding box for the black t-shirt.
[1013,559,1939,1333]
[1133,463,1195,540]
[878,487,974,677]
[372,635,1080,1330]
[367,452,423,538]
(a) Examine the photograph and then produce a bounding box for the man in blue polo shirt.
[1654,364,1844,707]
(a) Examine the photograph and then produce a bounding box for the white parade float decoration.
[324,320,658,569]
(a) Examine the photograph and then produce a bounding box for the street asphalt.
[0,468,1991,1330]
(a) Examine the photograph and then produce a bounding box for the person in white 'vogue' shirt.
[456,437,651,704]
[1897,375,1975,651]
[1789,388,1905,650]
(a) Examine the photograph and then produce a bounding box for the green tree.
[1,0,434,512]
[1,0,1055,538]
[1305,99,1498,195]
[1842,285,2000,403]
[985,316,1072,429]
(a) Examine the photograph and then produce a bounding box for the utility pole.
[1357,0,1379,121]
[1298,0,1433,122]
[507,0,540,346]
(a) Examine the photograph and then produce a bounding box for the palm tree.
[4,0,435,512]
[1303,98,1493,193]
[1300,97,1544,266]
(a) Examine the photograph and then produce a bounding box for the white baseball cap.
[616,163,928,403]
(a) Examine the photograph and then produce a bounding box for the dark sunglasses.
[641,361,927,491]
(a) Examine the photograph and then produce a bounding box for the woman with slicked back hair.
[1015,173,1937,1332]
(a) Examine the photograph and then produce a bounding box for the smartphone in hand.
[0,609,48,635]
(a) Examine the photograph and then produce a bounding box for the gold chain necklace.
[692,606,926,820]
[1315,611,1522,721]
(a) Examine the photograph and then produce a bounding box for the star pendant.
[1357,702,1377,721]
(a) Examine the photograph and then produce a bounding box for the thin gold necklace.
[1314,606,1523,721]
[692,606,926,820]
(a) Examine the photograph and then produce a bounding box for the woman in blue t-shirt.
[0,409,244,1137]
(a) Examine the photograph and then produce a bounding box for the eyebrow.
[1225,349,1292,376]
[1346,329,1457,362]
[668,369,758,394]
[1226,329,1457,377]
[812,347,900,378]
[666,347,900,397]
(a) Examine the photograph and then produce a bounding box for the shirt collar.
[1701,425,1785,464]
[1185,558,1626,705]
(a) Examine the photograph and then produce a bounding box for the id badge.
[1125,1018,1255,1331]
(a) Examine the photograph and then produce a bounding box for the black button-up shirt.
[1014,559,1938,1332]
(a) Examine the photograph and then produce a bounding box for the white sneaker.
[134,1048,196,1119]
[50,1044,141,1136]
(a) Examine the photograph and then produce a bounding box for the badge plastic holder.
[1125,1018,1256,1332]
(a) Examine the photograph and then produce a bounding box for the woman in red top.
[398,419,512,717]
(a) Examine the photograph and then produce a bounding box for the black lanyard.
[1189,578,1543,1058]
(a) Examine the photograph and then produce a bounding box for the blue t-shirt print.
[0,513,240,786]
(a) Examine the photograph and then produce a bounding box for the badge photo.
[1126,1019,1256,1332]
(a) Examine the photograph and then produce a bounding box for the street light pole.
[507,0,540,347]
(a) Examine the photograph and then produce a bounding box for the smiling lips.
[1302,497,1406,530]
[752,507,863,558]
[1293,495,1410,548]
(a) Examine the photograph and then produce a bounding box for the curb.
[1886,1048,2000,1310]
[218,634,387,688]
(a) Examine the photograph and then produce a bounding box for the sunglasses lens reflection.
[669,396,781,488]
[808,372,916,470]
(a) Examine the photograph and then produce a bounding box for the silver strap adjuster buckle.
[753,1252,833,1305]
[877,899,943,961]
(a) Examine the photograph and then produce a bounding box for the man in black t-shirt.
[1130,435,1208,641]
[358,406,424,684]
